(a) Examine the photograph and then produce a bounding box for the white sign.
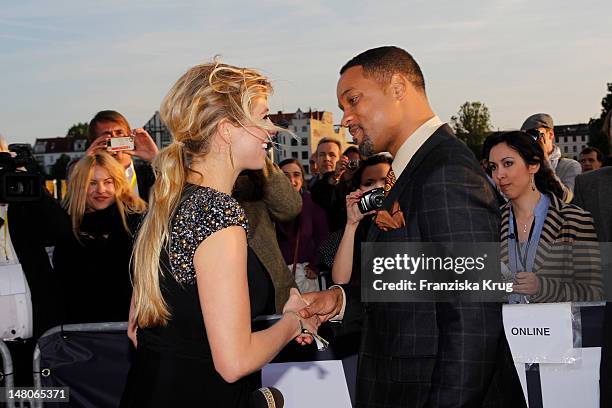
[262,360,352,408]
[503,303,575,364]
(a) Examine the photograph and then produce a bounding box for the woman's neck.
[511,189,542,219]
[187,155,240,195]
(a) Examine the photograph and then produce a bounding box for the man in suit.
[573,166,612,406]
[75,110,157,201]
[300,46,524,407]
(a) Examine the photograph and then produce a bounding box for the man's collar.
[392,116,444,179]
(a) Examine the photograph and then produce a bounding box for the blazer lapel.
[533,194,564,272]
[500,204,511,265]
[366,124,454,242]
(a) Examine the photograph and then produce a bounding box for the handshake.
[282,287,345,349]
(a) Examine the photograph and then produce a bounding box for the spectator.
[573,163,612,406]
[340,145,363,184]
[488,131,603,303]
[276,158,329,293]
[233,157,302,311]
[306,152,319,190]
[603,110,612,167]
[579,147,604,172]
[310,137,349,231]
[58,152,146,323]
[521,113,581,200]
[77,110,158,201]
[329,154,392,285]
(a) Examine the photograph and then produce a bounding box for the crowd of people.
[1,45,611,407]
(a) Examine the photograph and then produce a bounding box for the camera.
[0,144,43,203]
[525,128,544,142]
[107,136,135,152]
[358,187,385,214]
[347,159,360,170]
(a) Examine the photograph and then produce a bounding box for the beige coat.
[234,159,301,312]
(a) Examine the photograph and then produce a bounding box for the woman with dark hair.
[276,158,329,292]
[321,153,393,285]
[487,131,603,303]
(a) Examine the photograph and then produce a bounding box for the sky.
[1,0,611,145]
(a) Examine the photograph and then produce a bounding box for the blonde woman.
[51,152,146,323]
[121,62,319,407]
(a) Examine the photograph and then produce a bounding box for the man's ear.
[389,73,407,101]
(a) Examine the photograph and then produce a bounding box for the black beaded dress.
[120,185,275,407]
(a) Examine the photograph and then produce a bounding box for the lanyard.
[1,208,9,261]
[511,214,536,271]
[128,166,138,190]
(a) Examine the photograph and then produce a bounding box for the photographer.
[70,110,158,201]
[2,141,64,338]
[310,140,363,232]
[319,154,392,285]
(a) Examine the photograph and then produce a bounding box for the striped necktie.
[384,168,396,197]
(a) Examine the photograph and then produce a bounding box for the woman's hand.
[346,190,375,226]
[127,320,138,348]
[513,272,540,295]
[283,288,321,345]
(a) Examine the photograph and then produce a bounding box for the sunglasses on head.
[525,128,545,141]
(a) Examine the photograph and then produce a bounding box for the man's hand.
[125,128,159,162]
[86,136,109,156]
[298,287,344,323]
[304,264,319,280]
[333,155,349,181]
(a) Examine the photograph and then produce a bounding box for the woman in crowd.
[321,154,392,285]
[276,158,329,292]
[487,131,603,303]
[121,62,319,407]
[56,151,146,323]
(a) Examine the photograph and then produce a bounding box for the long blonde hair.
[63,152,147,239]
[132,61,282,327]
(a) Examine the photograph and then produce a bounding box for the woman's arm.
[331,191,373,284]
[195,226,318,383]
[128,292,137,347]
[331,224,357,284]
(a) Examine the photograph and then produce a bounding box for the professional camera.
[0,144,43,203]
[357,187,385,214]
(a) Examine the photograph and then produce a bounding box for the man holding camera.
[81,110,158,201]
[310,137,353,232]
[521,113,581,200]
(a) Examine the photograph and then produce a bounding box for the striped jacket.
[500,193,603,302]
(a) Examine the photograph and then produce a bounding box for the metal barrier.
[0,339,17,407]
[32,322,128,408]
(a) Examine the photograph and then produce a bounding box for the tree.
[588,82,612,156]
[50,154,71,180]
[450,101,493,158]
[66,122,89,138]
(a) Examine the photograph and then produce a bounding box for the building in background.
[554,123,589,160]
[32,137,88,174]
[270,108,349,175]
[143,111,173,149]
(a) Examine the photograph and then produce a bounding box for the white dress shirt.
[330,115,445,321]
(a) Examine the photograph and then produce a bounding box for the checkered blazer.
[345,125,526,408]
